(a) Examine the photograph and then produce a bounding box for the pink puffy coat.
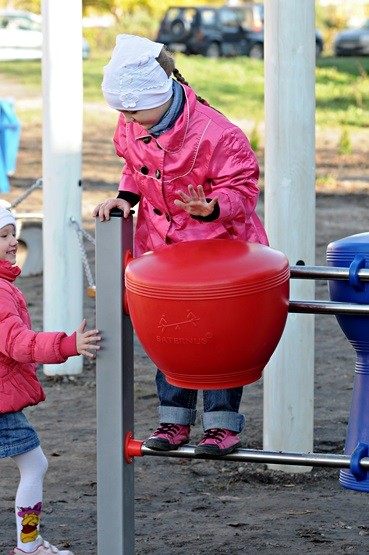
[0,260,77,413]
[113,84,268,256]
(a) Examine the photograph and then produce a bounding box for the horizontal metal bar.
[290,265,369,282]
[289,300,369,315]
[140,444,369,469]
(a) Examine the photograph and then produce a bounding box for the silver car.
[0,9,90,60]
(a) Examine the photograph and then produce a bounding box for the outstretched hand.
[76,319,101,358]
[174,185,218,217]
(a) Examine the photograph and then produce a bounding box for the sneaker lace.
[202,428,227,441]
[153,423,182,437]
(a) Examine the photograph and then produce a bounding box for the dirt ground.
[1,83,369,554]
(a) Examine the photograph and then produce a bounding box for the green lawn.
[0,53,368,130]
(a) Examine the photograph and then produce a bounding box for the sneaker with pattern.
[145,423,190,451]
[195,428,241,456]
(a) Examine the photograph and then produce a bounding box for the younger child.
[94,34,268,457]
[0,206,101,555]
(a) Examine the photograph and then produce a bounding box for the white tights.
[11,446,48,552]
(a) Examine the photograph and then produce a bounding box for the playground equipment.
[125,239,290,389]
[95,212,369,554]
[0,98,21,193]
[15,211,43,276]
[327,233,369,491]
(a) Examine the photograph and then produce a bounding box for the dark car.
[156,4,323,59]
[333,20,369,56]
[156,5,252,58]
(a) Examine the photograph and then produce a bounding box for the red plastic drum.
[125,239,290,389]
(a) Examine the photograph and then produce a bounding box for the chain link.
[10,178,43,209]
[69,217,95,290]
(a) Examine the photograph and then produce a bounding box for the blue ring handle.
[350,442,369,481]
[349,255,366,291]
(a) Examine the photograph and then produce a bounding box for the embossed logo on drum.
[156,310,213,344]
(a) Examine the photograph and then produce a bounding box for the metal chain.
[78,225,95,246]
[69,217,95,291]
[10,178,43,209]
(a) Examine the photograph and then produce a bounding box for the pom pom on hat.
[0,206,16,231]
[102,34,173,111]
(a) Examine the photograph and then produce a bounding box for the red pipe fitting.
[124,432,143,463]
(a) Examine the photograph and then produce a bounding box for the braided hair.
[156,46,209,106]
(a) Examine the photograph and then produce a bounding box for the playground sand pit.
[1,112,369,554]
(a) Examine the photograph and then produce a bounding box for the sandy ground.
[1,79,369,554]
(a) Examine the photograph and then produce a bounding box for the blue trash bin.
[327,232,369,491]
[0,98,22,193]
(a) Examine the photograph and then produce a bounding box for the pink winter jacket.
[0,260,78,413]
[113,84,268,256]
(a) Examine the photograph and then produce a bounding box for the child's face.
[119,97,173,130]
[0,224,18,264]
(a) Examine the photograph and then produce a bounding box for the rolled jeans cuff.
[158,406,197,426]
[201,411,245,433]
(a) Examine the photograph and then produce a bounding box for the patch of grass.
[1,53,368,131]
[315,56,369,128]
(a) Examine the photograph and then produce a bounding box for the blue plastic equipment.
[0,99,21,192]
[327,232,369,491]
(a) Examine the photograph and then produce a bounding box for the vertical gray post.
[95,211,134,554]
[263,0,316,471]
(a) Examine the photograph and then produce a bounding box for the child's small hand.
[174,185,218,217]
[92,198,132,221]
[76,319,101,358]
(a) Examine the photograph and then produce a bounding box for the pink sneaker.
[11,537,74,555]
[145,423,190,451]
[195,428,241,456]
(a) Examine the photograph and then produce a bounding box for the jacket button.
[153,208,162,215]
[142,137,152,144]
[165,213,171,222]
[155,169,161,179]
[140,166,149,175]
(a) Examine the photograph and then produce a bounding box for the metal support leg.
[95,211,134,554]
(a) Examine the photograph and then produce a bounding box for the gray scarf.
[149,80,184,137]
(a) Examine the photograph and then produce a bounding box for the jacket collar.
[0,259,21,282]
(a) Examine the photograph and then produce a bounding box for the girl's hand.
[92,198,132,221]
[76,319,101,358]
[174,185,218,217]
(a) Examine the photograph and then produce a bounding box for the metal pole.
[263,0,316,472]
[289,301,369,315]
[42,0,83,375]
[137,444,369,470]
[95,212,134,554]
[290,265,369,281]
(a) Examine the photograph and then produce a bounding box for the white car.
[0,10,90,61]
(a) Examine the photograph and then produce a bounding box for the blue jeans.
[156,370,245,433]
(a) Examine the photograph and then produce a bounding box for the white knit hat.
[0,206,16,230]
[101,34,173,111]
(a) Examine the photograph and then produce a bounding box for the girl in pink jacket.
[0,207,101,555]
[94,34,268,457]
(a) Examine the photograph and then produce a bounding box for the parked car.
[0,10,90,61]
[156,5,253,58]
[156,4,323,59]
[333,20,369,57]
